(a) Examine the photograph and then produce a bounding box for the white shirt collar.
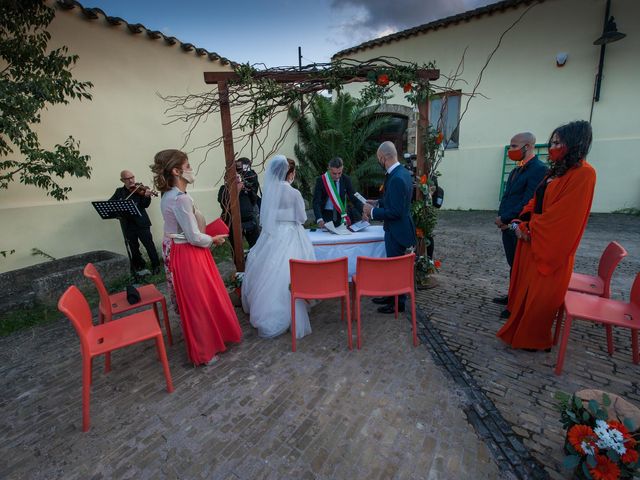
[387,162,401,175]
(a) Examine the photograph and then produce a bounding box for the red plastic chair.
[555,273,640,375]
[84,263,173,372]
[289,257,351,352]
[352,253,418,349]
[553,242,628,345]
[58,286,174,431]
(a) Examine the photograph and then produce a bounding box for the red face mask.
[507,147,525,162]
[548,145,568,162]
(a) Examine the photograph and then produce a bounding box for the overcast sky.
[83,0,496,67]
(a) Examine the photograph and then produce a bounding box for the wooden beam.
[415,96,429,257]
[204,68,439,84]
[218,80,245,271]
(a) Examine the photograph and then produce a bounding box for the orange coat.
[497,161,596,349]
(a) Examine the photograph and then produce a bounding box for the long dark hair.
[547,120,592,177]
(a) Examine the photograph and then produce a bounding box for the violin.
[126,182,158,199]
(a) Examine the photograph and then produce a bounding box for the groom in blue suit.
[363,141,416,314]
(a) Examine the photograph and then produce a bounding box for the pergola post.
[415,96,429,257]
[218,80,245,271]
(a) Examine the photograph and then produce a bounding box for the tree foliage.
[290,92,389,200]
[0,0,93,200]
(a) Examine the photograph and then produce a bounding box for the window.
[429,91,461,149]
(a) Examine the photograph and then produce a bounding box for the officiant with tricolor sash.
[312,157,364,228]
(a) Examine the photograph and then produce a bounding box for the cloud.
[328,0,495,49]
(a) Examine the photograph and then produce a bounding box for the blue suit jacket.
[499,156,548,223]
[372,164,416,248]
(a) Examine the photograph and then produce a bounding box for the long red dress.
[497,161,596,350]
[162,188,242,365]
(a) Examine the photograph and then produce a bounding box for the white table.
[306,225,386,279]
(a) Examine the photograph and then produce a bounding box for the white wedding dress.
[241,156,316,339]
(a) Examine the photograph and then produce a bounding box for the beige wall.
[338,0,639,213]
[0,4,295,272]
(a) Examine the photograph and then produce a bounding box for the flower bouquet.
[227,271,244,298]
[556,391,639,479]
[415,255,441,289]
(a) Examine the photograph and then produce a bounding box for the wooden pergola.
[203,67,440,271]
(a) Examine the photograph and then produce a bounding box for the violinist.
[109,170,161,275]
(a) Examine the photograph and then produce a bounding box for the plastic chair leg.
[553,305,564,345]
[104,352,111,373]
[341,297,344,322]
[554,314,574,375]
[606,325,614,355]
[356,294,362,350]
[82,356,92,432]
[155,335,174,393]
[345,295,352,351]
[160,299,173,346]
[291,296,297,352]
[632,329,639,364]
[410,292,418,347]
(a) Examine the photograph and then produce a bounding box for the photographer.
[236,157,261,208]
[217,171,260,251]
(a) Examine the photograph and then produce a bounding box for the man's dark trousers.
[123,224,160,271]
[501,229,517,269]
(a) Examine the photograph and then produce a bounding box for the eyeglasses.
[121,176,135,181]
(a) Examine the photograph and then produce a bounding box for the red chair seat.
[88,310,163,356]
[108,284,166,315]
[568,272,605,296]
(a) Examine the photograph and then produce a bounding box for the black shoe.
[500,309,510,319]
[372,296,393,305]
[492,296,509,305]
[378,304,405,314]
[523,348,552,353]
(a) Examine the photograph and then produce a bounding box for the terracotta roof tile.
[332,0,545,59]
[55,0,236,66]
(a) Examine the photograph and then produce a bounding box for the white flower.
[581,441,596,456]
[594,419,627,455]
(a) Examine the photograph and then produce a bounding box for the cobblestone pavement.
[0,275,500,478]
[419,211,640,479]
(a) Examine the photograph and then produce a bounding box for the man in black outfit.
[218,172,260,250]
[109,170,161,275]
[493,132,548,316]
[312,157,363,227]
[237,157,261,208]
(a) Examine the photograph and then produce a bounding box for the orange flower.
[416,228,424,238]
[568,425,596,455]
[589,454,620,480]
[420,174,427,185]
[608,421,630,437]
[403,82,412,93]
[434,260,442,269]
[622,447,639,465]
[377,74,389,86]
[435,132,444,145]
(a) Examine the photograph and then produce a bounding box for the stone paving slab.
[0,289,500,479]
[419,211,640,479]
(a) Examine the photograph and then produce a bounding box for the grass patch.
[0,303,60,337]
[612,207,640,216]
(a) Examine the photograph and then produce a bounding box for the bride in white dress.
[241,155,316,338]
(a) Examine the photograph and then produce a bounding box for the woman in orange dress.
[151,149,242,365]
[497,120,596,351]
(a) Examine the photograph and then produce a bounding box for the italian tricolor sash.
[321,172,350,225]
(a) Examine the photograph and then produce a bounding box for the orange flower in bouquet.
[377,74,389,86]
[403,82,412,93]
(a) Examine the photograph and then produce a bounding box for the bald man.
[109,170,161,275]
[493,132,548,312]
[362,142,416,314]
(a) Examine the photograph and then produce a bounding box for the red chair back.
[58,286,94,350]
[290,257,349,299]
[83,263,111,317]
[597,242,628,298]
[355,253,415,297]
[631,273,640,308]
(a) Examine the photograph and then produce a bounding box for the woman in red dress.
[151,149,242,365]
[497,121,596,351]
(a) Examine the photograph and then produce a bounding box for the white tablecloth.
[306,225,386,279]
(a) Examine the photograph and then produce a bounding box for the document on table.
[348,220,370,232]
[324,222,352,235]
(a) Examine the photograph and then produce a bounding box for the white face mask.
[181,169,195,184]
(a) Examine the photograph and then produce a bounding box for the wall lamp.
[593,0,626,103]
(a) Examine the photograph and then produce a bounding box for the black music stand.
[92,200,142,278]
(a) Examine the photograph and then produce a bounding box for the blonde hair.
[150,149,187,192]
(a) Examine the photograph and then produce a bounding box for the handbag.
[126,285,141,305]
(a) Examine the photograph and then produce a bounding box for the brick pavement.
[0,280,500,478]
[419,211,640,479]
